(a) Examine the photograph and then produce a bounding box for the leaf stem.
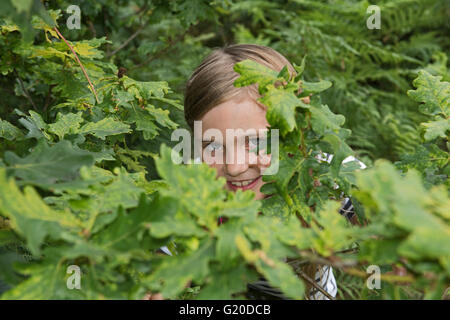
[14,69,38,112]
[53,27,100,104]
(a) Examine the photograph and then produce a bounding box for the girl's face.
[199,93,271,200]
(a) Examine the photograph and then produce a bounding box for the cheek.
[259,152,271,167]
[256,151,271,174]
[248,150,271,169]
[207,162,224,178]
[253,179,267,200]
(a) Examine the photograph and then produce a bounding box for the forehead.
[200,95,269,135]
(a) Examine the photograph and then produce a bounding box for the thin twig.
[334,247,359,255]
[292,249,416,284]
[14,69,38,112]
[87,20,97,38]
[296,250,359,269]
[296,268,335,300]
[43,84,55,113]
[343,267,414,283]
[107,25,145,57]
[53,27,100,104]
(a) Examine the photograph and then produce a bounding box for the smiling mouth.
[227,176,261,191]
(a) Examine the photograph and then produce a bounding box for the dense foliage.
[0,0,448,299]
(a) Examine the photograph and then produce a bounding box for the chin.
[251,187,266,200]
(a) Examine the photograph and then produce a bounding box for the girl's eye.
[204,142,223,153]
[248,137,258,150]
[248,137,266,153]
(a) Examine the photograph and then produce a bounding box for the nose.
[224,147,249,177]
[225,161,249,177]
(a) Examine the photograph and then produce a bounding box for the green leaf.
[91,196,158,257]
[122,77,170,100]
[4,140,95,187]
[0,168,82,255]
[48,112,84,140]
[244,217,300,260]
[0,258,81,299]
[310,201,354,257]
[398,227,450,262]
[358,239,401,265]
[270,148,303,192]
[145,239,214,299]
[72,40,105,59]
[233,59,278,93]
[16,110,51,140]
[145,105,177,129]
[322,133,353,177]
[395,143,448,188]
[260,84,302,136]
[128,107,175,140]
[214,220,242,269]
[353,160,450,266]
[407,70,449,116]
[254,258,305,300]
[79,117,131,140]
[277,65,290,81]
[196,263,258,299]
[90,167,145,213]
[154,145,226,230]
[301,80,332,94]
[146,195,206,239]
[0,250,26,287]
[0,119,24,141]
[276,216,314,249]
[293,55,306,80]
[310,104,346,135]
[421,118,450,141]
[235,231,305,300]
[220,190,260,220]
[12,0,33,14]
[113,89,134,109]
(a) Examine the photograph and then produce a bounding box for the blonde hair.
[184,43,296,129]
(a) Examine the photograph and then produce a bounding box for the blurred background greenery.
[42,0,450,163]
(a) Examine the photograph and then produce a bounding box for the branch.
[292,250,359,269]
[343,267,414,284]
[296,268,336,300]
[107,25,145,57]
[291,250,415,284]
[87,20,97,38]
[14,69,38,112]
[43,84,55,113]
[53,27,100,104]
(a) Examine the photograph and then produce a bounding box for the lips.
[227,176,261,191]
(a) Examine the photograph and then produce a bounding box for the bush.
[0,0,448,300]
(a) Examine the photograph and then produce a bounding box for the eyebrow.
[201,139,219,146]
[202,131,267,142]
